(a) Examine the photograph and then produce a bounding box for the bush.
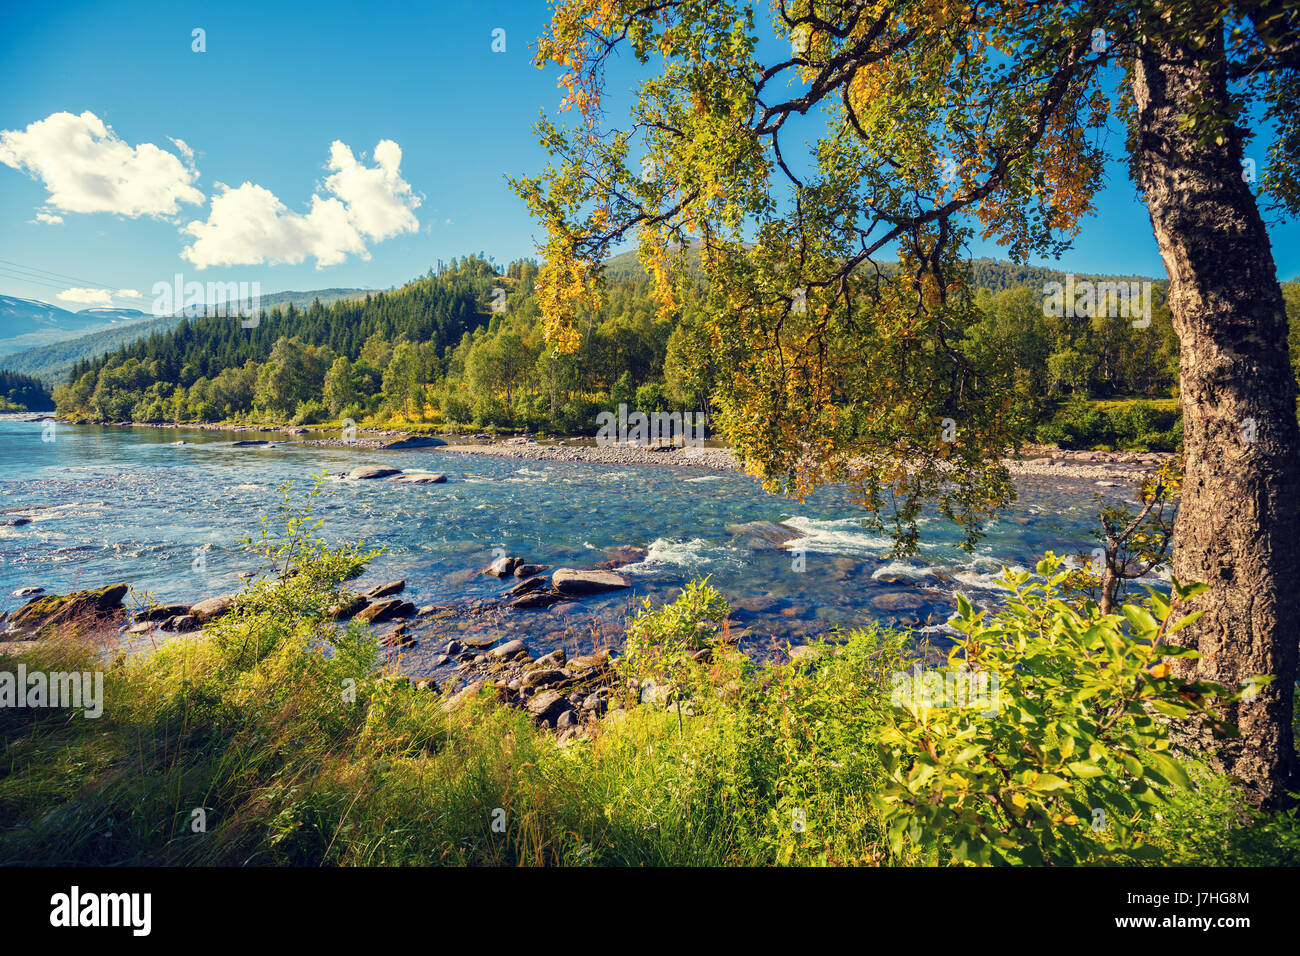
[876,554,1237,865]
[1036,397,1111,448]
[291,400,328,426]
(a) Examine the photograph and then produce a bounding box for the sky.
[0,0,1296,314]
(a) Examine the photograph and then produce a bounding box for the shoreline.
[18,414,1172,482]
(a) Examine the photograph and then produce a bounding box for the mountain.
[75,307,149,322]
[0,295,151,357]
[0,288,375,384]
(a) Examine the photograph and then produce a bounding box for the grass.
[2,488,1296,867]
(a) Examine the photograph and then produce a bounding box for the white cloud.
[57,287,115,306]
[0,110,204,218]
[32,210,63,224]
[179,139,419,269]
[117,288,141,299]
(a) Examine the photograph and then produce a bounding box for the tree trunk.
[1130,31,1300,807]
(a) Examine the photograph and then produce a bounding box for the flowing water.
[0,416,1148,671]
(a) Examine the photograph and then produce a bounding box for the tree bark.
[1130,30,1300,807]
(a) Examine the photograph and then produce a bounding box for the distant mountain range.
[0,296,153,356]
[0,288,375,382]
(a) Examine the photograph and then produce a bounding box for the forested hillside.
[49,251,1299,449]
[0,288,374,385]
[0,369,53,411]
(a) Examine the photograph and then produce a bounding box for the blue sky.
[1,0,1296,313]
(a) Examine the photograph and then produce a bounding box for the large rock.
[381,436,446,449]
[135,603,192,622]
[508,588,566,609]
[484,555,522,577]
[508,576,547,596]
[190,594,237,623]
[524,690,574,725]
[9,583,129,635]
[365,580,406,599]
[357,599,415,623]
[330,594,369,620]
[512,563,549,578]
[725,520,803,550]
[488,639,528,660]
[551,569,631,595]
[347,466,402,480]
[391,471,447,484]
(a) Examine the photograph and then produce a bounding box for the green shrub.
[875,554,1242,865]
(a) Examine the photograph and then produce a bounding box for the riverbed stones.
[13,586,44,597]
[551,568,631,595]
[595,545,647,570]
[512,563,549,578]
[871,591,925,611]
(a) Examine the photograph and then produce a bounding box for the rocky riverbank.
[37,416,1171,480]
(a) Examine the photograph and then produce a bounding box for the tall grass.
[1,482,1294,866]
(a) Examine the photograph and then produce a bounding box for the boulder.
[190,594,237,623]
[381,436,446,449]
[134,603,191,622]
[568,650,610,672]
[508,588,566,609]
[347,466,402,480]
[162,614,197,632]
[512,563,549,578]
[230,439,269,447]
[330,594,369,620]
[391,471,447,484]
[508,576,547,596]
[9,583,129,635]
[442,679,485,713]
[525,690,574,725]
[551,569,631,595]
[520,668,567,690]
[12,586,44,598]
[725,520,803,550]
[488,639,528,660]
[365,580,406,599]
[357,599,415,623]
[484,555,522,577]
